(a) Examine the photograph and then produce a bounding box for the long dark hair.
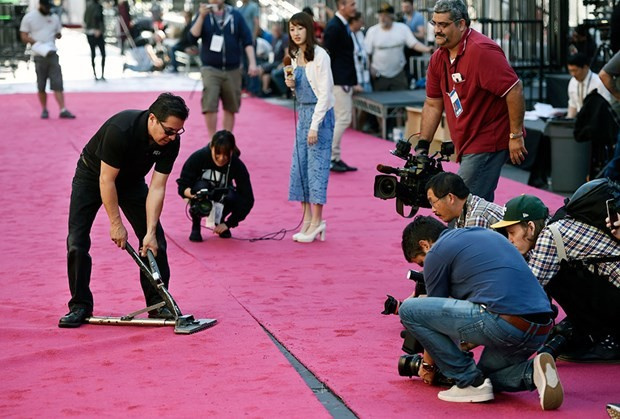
[210,130,240,157]
[288,12,317,63]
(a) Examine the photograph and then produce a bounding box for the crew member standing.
[60,93,189,328]
[323,0,358,172]
[416,0,526,202]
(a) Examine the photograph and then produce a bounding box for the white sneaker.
[437,378,494,403]
[533,352,563,410]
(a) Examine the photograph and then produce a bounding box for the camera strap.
[396,198,418,218]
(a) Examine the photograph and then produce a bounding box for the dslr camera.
[398,330,456,387]
[374,139,454,217]
[189,180,232,217]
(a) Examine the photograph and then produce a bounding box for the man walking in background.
[20,0,76,119]
[323,0,358,172]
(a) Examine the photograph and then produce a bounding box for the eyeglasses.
[430,20,455,29]
[158,119,185,136]
[428,193,448,207]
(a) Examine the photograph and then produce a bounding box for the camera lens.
[374,175,397,199]
[398,354,422,377]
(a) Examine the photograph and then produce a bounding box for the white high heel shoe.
[296,221,326,243]
[292,221,312,241]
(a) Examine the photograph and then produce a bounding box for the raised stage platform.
[352,90,427,140]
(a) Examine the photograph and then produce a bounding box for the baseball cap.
[40,0,53,7]
[491,194,549,229]
[378,3,395,14]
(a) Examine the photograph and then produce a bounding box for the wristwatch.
[509,131,524,139]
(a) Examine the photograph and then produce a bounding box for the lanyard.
[578,72,592,106]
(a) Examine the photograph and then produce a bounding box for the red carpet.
[2,92,618,417]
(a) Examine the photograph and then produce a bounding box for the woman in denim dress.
[285,12,335,243]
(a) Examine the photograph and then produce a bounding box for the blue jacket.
[189,6,252,70]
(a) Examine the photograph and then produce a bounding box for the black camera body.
[189,180,232,217]
[374,140,454,217]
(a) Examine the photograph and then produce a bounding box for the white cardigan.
[292,45,335,131]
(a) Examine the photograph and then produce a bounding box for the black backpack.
[550,178,620,240]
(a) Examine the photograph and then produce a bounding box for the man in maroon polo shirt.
[415,0,526,202]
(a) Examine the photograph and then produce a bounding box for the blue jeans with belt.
[399,297,548,391]
[458,150,508,202]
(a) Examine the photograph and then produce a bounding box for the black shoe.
[148,306,175,319]
[59,109,76,119]
[218,229,232,239]
[330,160,348,172]
[189,230,203,242]
[339,160,358,171]
[58,308,92,328]
[558,334,620,364]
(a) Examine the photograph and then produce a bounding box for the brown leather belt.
[499,314,553,336]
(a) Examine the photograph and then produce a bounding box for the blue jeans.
[399,297,547,391]
[458,150,508,202]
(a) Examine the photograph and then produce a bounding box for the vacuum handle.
[125,242,152,278]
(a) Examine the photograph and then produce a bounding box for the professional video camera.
[374,139,454,217]
[189,180,232,217]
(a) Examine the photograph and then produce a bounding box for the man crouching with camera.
[398,216,563,410]
[176,130,254,241]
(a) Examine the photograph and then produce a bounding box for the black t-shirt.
[81,110,180,184]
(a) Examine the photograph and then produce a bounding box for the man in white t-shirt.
[364,2,432,91]
[566,52,611,118]
[19,0,75,119]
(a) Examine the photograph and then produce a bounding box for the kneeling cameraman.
[398,216,563,410]
[176,130,254,241]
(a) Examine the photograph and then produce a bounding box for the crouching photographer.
[176,130,254,242]
[397,216,563,410]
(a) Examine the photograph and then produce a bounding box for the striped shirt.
[528,218,620,288]
[455,194,505,229]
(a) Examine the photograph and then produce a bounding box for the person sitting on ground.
[124,30,168,73]
[491,183,620,363]
[168,11,199,73]
[398,215,563,410]
[426,172,504,228]
[176,130,254,242]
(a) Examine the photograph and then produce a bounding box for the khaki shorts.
[34,52,64,92]
[200,67,242,113]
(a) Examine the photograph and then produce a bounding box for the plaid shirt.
[529,218,620,288]
[455,194,505,229]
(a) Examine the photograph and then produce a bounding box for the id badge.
[210,34,223,52]
[449,88,463,118]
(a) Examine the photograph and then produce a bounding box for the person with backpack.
[491,181,620,363]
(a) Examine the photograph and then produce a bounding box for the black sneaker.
[339,160,358,172]
[330,160,347,172]
[189,226,203,242]
[558,334,620,364]
[59,109,76,119]
[58,307,92,328]
[41,109,49,119]
[148,306,175,319]
[218,229,232,239]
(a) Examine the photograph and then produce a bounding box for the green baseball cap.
[491,194,549,229]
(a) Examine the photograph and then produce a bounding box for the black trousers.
[546,264,620,337]
[66,160,169,312]
[86,34,106,75]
